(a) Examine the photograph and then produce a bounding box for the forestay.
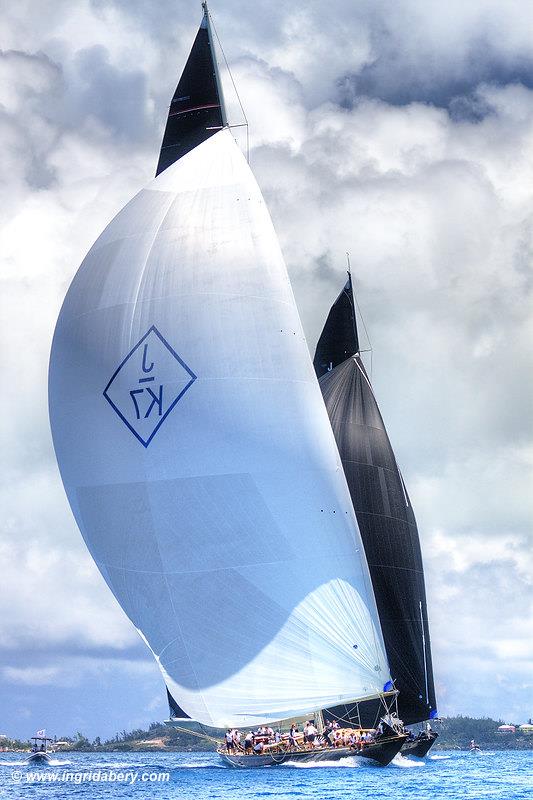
[49,129,390,728]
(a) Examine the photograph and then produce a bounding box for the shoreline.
[3,742,532,754]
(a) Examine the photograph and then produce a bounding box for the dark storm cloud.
[338,42,533,115]
[96,0,533,116]
[34,45,152,144]
[0,43,153,196]
[312,252,342,286]
[0,49,62,188]
[69,45,150,141]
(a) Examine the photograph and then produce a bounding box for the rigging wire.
[209,10,250,162]
[170,723,222,746]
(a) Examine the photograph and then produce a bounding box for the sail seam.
[168,103,221,116]
[94,550,364,575]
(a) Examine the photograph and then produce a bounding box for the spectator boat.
[27,734,53,764]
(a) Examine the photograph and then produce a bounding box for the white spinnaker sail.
[49,129,389,727]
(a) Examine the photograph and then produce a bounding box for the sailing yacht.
[49,3,408,766]
[314,275,438,757]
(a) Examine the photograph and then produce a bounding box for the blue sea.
[0,750,531,800]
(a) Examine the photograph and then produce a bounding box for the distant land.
[1,717,532,753]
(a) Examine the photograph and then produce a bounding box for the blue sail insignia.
[103,325,197,447]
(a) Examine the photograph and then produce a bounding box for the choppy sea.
[0,749,531,800]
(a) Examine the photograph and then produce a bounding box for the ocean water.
[0,749,531,800]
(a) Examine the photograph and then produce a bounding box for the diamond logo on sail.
[103,326,197,447]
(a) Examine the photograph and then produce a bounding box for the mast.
[202,2,228,127]
[345,254,358,349]
[420,600,429,705]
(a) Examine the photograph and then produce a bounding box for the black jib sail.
[314,277,437,727]
[166,688,191,720]
[314,277,359,372]
[156,3,226,175]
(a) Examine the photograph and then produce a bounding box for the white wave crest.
[282,756,361,768]
[392,754,425,767]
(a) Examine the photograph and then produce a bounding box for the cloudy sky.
[1,0,532,740]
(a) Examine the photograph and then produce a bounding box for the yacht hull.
[218,735,406,768]
[27,752,52,764]
[401,731,438,758]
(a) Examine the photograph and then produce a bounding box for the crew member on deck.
[306,722,317,748]
[225,730,233,753]
[289,724,298,749]
[323,720,333,746]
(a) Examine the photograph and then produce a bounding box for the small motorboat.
[469,739,481,754]
[27,734,54,764]
[27,751,52,764]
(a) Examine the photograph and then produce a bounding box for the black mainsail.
[314,277,437,727]
[156,2,226,175]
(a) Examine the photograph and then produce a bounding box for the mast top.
[345,252,357,348]
[202,1,227,127]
